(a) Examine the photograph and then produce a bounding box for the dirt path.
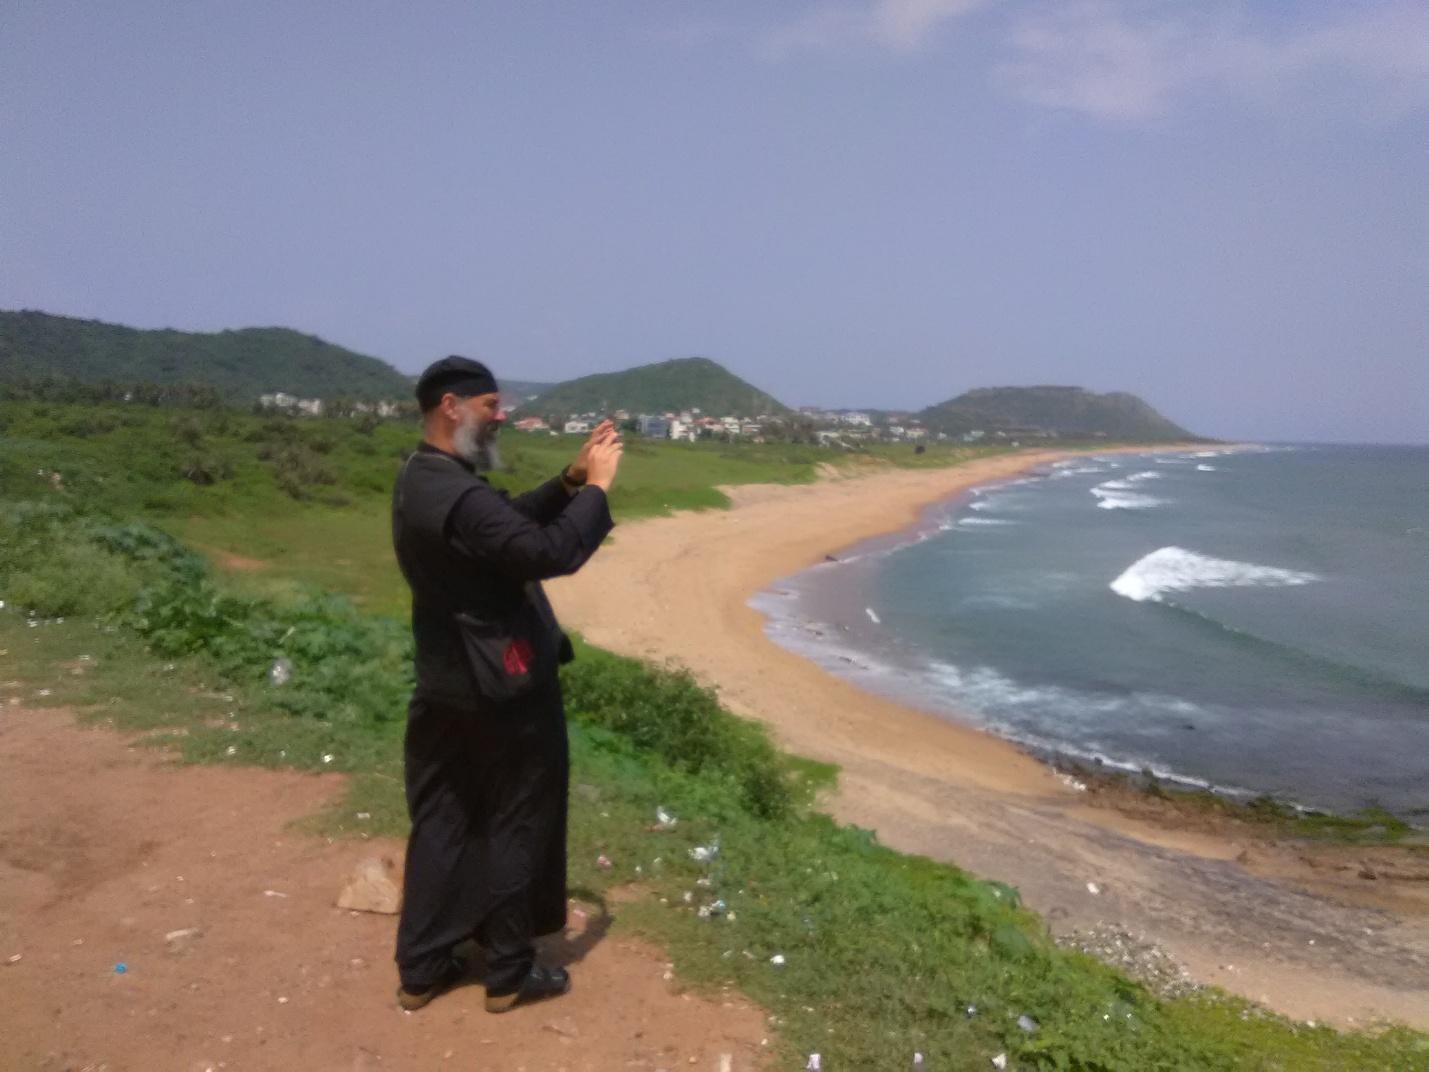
[0,707,770,1072]
[547,459,1429,1030]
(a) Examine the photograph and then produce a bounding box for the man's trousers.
[394,682,570,992]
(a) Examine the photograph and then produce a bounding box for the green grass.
[4,401,1427,1069]
[0,401,1008,615]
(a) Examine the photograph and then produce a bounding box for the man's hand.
[567,420,619,484]
[584,435,624,493]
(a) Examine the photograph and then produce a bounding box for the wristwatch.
[560,465,587,489]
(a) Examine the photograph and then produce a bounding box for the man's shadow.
[540,885,613,968]
[449,885,613,990]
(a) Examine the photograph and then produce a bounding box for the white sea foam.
[1196,464,1217,471]
[1110,546,1320,603]
[1050,465,1106,479]
[754,603,1258,802]
[1090,471,1167,510]
[1091,489,1165,510]
[865,607,881,624]
[959,517,1015,528]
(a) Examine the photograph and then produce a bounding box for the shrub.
[261,441,338,499]
[561,643,802,819]
[5,543,143,617]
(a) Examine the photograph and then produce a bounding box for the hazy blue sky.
[3,1,1425,442]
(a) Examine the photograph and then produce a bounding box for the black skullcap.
[415,355,500,412]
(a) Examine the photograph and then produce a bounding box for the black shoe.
[396,955,469,1012]
[484,965,571,1013]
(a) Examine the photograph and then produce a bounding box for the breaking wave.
[1090,471,1168,510]
[1110,546,1318,603]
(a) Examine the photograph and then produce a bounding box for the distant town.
[255,392,1017,447]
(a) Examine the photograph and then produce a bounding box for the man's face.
[450,392,504,468]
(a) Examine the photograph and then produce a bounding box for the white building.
[564,419,593,434]
[258,392,323,416]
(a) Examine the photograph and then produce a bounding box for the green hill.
[918,385,1197,441]
[0,309,413,403]
[529,357,788,418]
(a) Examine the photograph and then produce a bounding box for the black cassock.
[391,442,613,992]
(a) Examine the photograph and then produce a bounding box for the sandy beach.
[548,447,1429,1029]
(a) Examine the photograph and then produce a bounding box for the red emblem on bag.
[503,638,535,676]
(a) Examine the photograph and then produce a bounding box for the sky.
[3,1,1426,443]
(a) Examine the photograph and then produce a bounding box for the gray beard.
[453,415,502,471]
[475,440,502,472]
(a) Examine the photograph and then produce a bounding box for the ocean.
[752,445,1429,817]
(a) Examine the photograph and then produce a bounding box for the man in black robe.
[391,356,622,1013]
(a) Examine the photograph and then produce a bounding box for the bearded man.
[390,355,622,1013]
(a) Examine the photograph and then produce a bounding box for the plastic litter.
[1017,1014,1039,1033]
[654,806,678,830]
[991,1055,1007,1070]
[769,953,786,967]
[268,659,293,687]
[1086,882,1100,895]
[805,1056,821,1071]
[114,962,128,974]
[689,835,721,863]
[596,854,613,870]
[697,899,728,919]
[912,1053,925,1068]
[965,1004,977,1018]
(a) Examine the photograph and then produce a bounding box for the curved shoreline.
[749,445,1361,816]
[547,445,1429,1029]
[556,444,1227,801]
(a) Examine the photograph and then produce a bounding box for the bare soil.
[0,706,771,1072]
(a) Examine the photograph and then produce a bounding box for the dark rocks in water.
[824,554,839,563]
